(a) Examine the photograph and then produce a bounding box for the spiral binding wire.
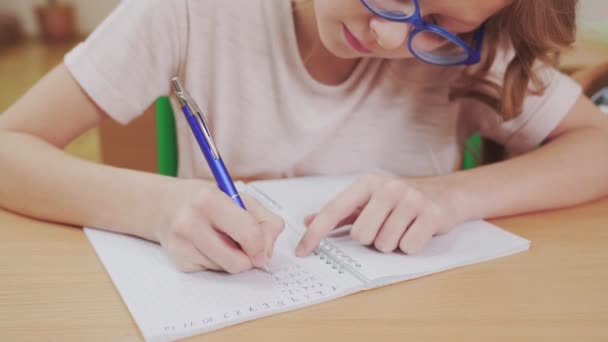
[313,239,362,275]
[247,184,365,278]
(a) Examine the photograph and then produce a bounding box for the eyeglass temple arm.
[473,22,486,51]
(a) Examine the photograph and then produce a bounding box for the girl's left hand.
[295,172,467,256]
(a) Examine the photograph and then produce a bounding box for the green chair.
[154,96,482,175]
[155,97,178,177]
[462,133,482,170]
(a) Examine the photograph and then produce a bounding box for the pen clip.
[171,77,220,159]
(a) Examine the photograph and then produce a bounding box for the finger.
[175,262,206,273]
[180,243,223,272]
[304,214,316,226]
[164,237,222,273]
[190,224,253,274]
[193,187,267,267]
[296,177,376,257]
[242,195,285,258]
[304,211,359,229]
[373,196,420,253]
[350,180,408,245]
[398,206,439,255]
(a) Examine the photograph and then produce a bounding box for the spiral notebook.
[84,175,530,341]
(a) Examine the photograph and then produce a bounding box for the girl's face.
[312,0,513,60]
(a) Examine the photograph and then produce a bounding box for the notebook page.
[249,175,357,224]
[83,183,361,341]
[250,176,530,288]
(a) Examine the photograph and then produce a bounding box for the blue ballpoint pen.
[171,77,246,210]
[172,78,270,273]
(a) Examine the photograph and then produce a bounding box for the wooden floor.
[0,39,101,163]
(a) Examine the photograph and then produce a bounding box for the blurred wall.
[578,0,608,41]
[578,0,608,22]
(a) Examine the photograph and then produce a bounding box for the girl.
[1,0,607,273]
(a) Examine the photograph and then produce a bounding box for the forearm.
[0,131,198,241]
[422,128,608,221]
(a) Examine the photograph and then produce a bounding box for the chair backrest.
[461,133,482,170]
[155,97,178,177]
[572,61,608,99]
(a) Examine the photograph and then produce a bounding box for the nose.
[370,17,411,50]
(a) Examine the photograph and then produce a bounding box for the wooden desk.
[1,199,607,341]
[560,37,608,75]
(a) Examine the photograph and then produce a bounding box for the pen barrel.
[209,157,246,209]
[184,110,246,210]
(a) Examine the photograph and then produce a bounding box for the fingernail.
[254,252,267,267]
[267,235,278,259]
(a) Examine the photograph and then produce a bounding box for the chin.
[316,34,355,59]
[329,46,360,59]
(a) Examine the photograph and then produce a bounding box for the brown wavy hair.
[454,0,579,121]
[451,0,578,162]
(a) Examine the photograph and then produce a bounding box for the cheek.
[312,0,339,23]
[311,1,335,34]
[312,2,351,55]
[410,32,452,52]
[313,0,349,14]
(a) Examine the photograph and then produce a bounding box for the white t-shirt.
[64,0,581,180]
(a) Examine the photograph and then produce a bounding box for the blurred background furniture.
[572,61,608,114]
[35,0,77,42]
[592,87,608,115]
[0,11,24,46]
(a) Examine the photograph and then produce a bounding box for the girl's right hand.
[157,181,284,274]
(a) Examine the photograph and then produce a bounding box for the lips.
[342,24,372,54]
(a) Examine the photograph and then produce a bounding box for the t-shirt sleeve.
[64,0,188,125]
[460,53,582,155]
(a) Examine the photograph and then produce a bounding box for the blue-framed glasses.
[360,0,485,66]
